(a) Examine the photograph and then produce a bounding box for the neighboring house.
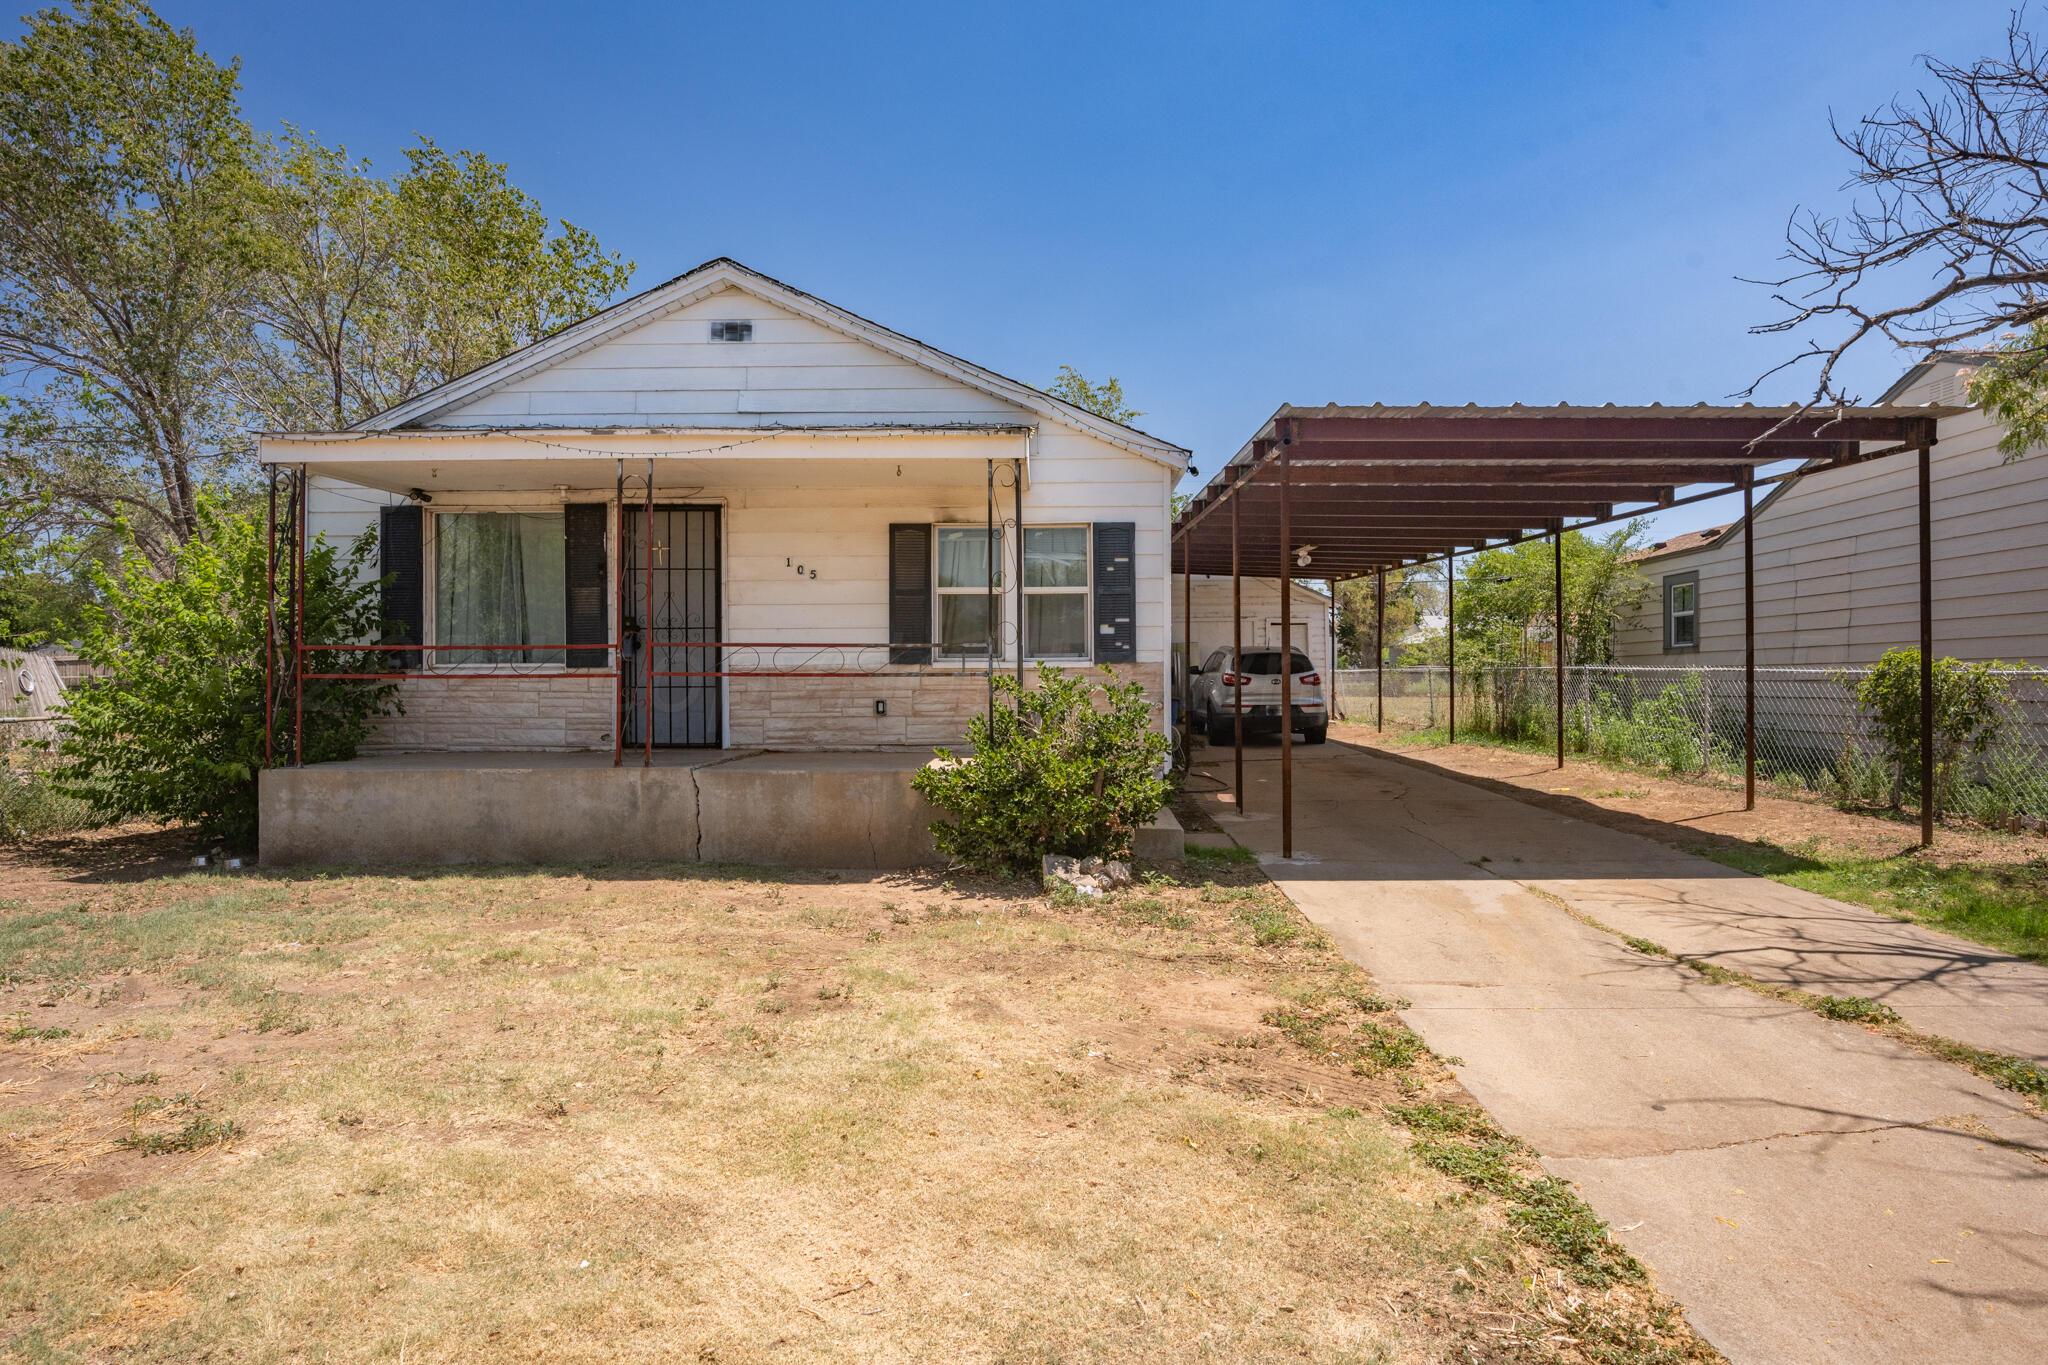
[257,258,1189,866]
[1615,356,2047,666]
[1173,575,1334,682]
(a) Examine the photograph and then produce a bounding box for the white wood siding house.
[1615,358,2048,667]
[270,259,1188,757]
[258,260,1190,867]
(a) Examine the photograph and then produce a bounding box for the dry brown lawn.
[0,835,1715,1363]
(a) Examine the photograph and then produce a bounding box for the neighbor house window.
[1663,572,1699,651]
[1023,526,1089,657]
[434,511,566,665]
[936,526,1001,657]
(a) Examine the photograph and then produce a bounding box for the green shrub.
[53,498,398,848]
[1583,675,1715,775]
[912,664,1171,874]
[1850,648,2011,819]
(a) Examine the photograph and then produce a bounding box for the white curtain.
[435,513,567,664]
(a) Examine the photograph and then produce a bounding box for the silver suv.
[1190,647,1327,745]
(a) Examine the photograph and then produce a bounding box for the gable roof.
[1625,523,1734,564]
[354,257,1188,468]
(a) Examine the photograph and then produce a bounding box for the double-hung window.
[936,526,1001,658]
[433,511,567,666]
[1023,526,1089,658]
[1663,572,1699,651]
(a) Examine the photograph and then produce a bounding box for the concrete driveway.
[1191,738,2048,1365]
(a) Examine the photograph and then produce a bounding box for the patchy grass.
[1183,840,1258,866]
[1389,1103,1644,1289]
[0,848,1717,1363]
[1813,994,1903,1025]
[1699,842,2048,963]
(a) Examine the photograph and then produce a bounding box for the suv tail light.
[1299,672,1321,686]
[1221,672,1248,687]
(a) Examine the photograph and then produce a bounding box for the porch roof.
[256,424,1034,495]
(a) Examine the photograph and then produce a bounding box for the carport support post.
[1445,553,1456,745]
[1231,491,1244,814]
[1919,442,1935,846]
[1279,442,1293,859]
[1181,541,1193,717]
[1743,471,1756,811]
[1552,521,1565,771]
[1374,568,1384,731]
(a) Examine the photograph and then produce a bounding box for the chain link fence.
[1333,663,2048,827]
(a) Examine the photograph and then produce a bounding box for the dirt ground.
[1338,723,2048,869]
[0,830,1718,1363]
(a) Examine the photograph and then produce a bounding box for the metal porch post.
[1445,553,1456,745]
[1743,472,1756,811]
[265,471,277,770]
[1280,444,1293,860]
[1919,442,1935,846]
[293,466,306,768]
[644,459,654,768]
[1374,568,1385,732]
[1014,456,1025,693]
[613,461,624,768]
[986,458,995,728]
[1553,521,1565,770]
[1232,490,1244,814]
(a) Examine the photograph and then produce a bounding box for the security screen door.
[622,505,722,747]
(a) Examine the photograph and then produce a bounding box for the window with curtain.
[434,512,567,665]
[937,527,1001,657]
[1024,526,1089,658]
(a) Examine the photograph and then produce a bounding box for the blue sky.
[115,2,2027,533]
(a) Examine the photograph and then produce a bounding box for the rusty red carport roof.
[1172,401,1959,578]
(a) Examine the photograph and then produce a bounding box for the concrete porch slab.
[258,748,943,869]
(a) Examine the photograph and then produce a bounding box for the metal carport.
[1171,402,1961,857]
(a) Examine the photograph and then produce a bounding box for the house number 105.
[785,557,818,579]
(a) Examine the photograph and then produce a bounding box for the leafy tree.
[1446,523,1650,667]
[53,498,397,845]
[0,518,108,647]
[1966,323,2048,458]
[913,665,1171,872]
[1334,568,1424,666]
[1851,647,2011,818]
[0,0,260,568]
[1048,365,1143,426]
[238,132,633,431]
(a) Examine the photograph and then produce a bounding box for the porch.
[256,748,1188,868]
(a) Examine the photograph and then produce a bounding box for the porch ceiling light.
[1295,545,1315,568]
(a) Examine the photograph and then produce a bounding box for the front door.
[622,505,722,747]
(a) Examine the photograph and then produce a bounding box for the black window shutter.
[1092,522,1136,663]
[563,503,609,668]
[378,504,424,671]
[888,523,932,664]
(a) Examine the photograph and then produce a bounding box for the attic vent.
[710,320,753,342]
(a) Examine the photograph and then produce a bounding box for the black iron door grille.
[623,505,722,747]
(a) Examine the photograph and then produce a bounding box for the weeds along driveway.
[1190,738,2048,1365]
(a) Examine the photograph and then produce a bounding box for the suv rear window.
[1238,651,1312,675]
